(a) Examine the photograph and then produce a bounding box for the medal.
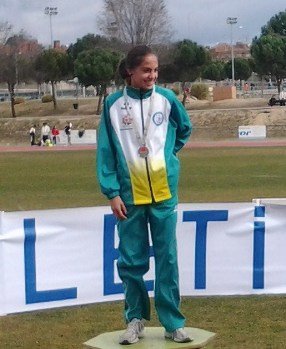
[138,146,149,158]
[123,85,155,159]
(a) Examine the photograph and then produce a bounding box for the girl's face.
[128,54,158,90]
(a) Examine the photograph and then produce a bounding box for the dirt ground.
[0,96,286,145]
[189,98,286,140]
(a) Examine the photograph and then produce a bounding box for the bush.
[191,84,209,100]
[41,94,53,103]
[14,97,25,105]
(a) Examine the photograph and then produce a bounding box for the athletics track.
[1,139,286,152]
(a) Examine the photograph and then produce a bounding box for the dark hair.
[118,45,156,81]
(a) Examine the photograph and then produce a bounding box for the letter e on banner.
[103,214,154,295]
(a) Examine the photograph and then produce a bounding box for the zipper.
[140,94,155,202]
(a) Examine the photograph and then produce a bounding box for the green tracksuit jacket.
[96,85,192,205]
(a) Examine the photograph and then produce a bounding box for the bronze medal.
[138,146,149,158]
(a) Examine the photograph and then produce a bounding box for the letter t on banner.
[183,210,228,289]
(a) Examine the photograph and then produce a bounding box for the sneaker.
[119,318,144,345]
[165,327,193,343]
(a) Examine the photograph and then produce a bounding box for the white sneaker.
[119,318,144,345]
[165,327,193,343]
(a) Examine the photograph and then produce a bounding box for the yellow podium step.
[83,327,216,349]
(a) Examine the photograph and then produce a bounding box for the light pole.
[44,6,58,48]
[227,17,237,85]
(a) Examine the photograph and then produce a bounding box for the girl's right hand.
[110,196,127,220]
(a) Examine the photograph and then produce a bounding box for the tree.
[97,0,172,45]
[156,44,178,84]
[0,47,21,117]
[173,40,208,84]
[202,61,227,81]
[251,10,286,92]
[251,34,286,92]
[0,21,12,45]
[224,58,252,82]
[261,11,286,36]
[34,49,73,109]
[67,34,126,61]
[0,34,41,117]
[74,48,122,113]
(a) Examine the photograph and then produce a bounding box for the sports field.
[1,147,286,348]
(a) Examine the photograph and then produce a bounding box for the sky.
[0,0,286,47]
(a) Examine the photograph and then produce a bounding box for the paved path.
[1,139,286,153]
[0,144,96,152]
[186,139,286,148]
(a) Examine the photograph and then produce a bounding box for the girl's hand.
[110,196,127,220]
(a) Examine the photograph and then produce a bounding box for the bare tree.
[98,0,172,45]
[0,34,42,117]
[0,21,13,45]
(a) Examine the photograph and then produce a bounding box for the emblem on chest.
[120,114,133,130]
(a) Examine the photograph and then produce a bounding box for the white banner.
[238,125,266,139]
[0,202,286,315]
[57,130,96,145]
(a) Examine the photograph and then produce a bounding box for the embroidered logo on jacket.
[152,112,164,126]
[120,115,133,130]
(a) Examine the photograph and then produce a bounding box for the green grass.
[0,151,102,211]
[1,147,286,211]
[1,296,285,349]
[179,147,286,202]
[1,147,286,348]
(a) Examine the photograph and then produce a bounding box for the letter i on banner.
[253,206,265,289]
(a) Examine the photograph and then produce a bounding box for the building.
[53,40,67,52]
[209,42,251,61]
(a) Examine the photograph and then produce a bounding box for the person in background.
[51,125,60,145]
[41,122,50,145]
[29,124,36,146]
[96,45,192,345]
[64,121,72,145]
[182,86,192,107]
[279,89,286,106]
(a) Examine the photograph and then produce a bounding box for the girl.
[96,45,192,345]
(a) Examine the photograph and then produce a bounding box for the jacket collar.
[125,85,154,99]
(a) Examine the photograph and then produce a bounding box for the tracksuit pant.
[117,197,186,332]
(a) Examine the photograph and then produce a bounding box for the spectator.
[243,83,249,93]
[182,86,192,107]
[29,124,36,146]
[51,125,60,145]
[279,90,286,106]
[64,122,72,145]
[41,122,50,145]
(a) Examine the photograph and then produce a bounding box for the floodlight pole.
[227,17,237,85]
[44,6,58,48]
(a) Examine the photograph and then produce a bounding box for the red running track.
[0,139,286,153]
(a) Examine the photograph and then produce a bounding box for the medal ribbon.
[123,85,155,148]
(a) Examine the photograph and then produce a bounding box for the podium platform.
[83,327,216,349]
